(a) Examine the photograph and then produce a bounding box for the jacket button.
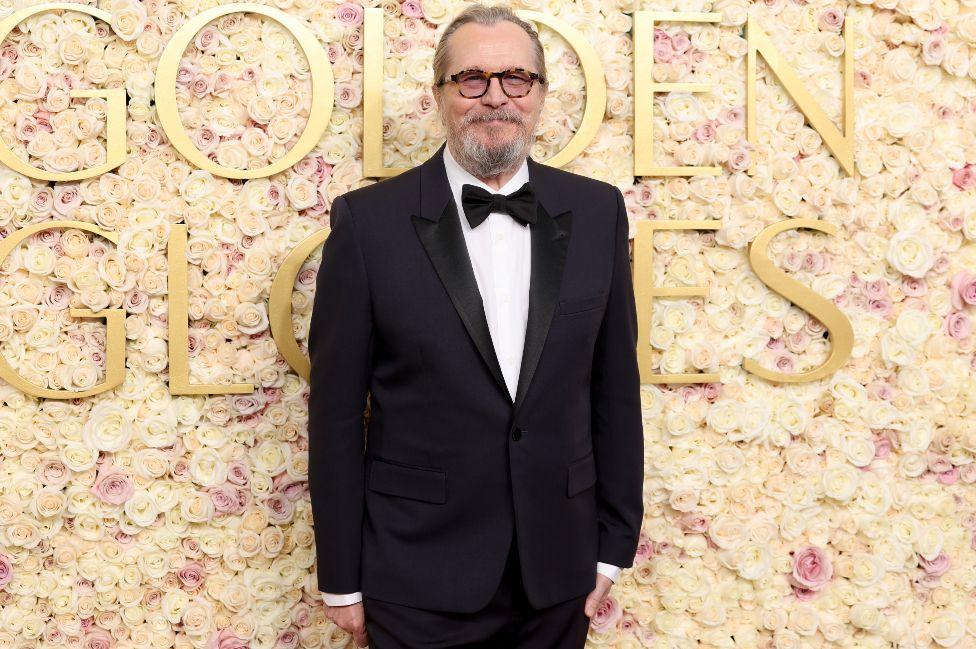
[511,427,523,441]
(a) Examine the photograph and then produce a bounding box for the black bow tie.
[460,182,537,229]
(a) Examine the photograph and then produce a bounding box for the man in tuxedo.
[306,4,643,647]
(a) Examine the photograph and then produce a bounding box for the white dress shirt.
[320,144,621,606]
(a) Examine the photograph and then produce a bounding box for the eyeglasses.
[436,67,546,98]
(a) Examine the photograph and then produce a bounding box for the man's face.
[434,21,546,177]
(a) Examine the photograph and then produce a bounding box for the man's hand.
[324,601,368,647]
[583,573,614,619]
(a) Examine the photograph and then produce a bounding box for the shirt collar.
[443,143,530,226]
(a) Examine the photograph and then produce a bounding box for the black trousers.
[363,529,591,649]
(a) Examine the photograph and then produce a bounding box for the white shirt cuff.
[596,562,621,583]
[322,591,363,606]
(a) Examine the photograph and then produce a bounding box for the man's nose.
[480,76,509,107]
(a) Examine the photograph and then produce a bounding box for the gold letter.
[268,228,330,381]
[0,5,126,181]
[0,222,124,398]
[635,219,722,383]
[168,225,253,394]
[746,14,854,175]
[745,219,853,382]
[155,3,334,179]
[633,12,722,177]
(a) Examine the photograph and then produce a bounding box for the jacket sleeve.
[307,194,373,595]
[590,186,644,570]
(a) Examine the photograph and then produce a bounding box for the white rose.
[189,448,228,487]
[788,604,819,636]
[822,465,859,502]
[885,103,920,139]
[929,611,966,647]
[887,229,934,278]
[848,553,884,587]
[894,309,932,347]
[110,0,148,41]
[914,524,943,560]
[736,543,771,580]
[880,330,916,366]
[841,434,877,467]
[848,604,884,633]
[83,403,133,452]
[123,491,159,527]
[179,170,215,203]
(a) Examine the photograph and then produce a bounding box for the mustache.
[463,111,523,126]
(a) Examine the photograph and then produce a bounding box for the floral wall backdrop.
[0,0,974,646]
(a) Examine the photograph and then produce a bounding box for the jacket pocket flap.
[566,450,597,497]
[369,457,447,504]
[558,292,606,315]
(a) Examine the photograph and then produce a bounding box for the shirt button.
[494,231,505,241]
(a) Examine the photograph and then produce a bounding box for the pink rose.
[873,433,892,459]
[922,37,946,65]
[589,595,623,633]
[401,0,424,18]
[774,353,795,374]
[671,31,691,53]
[209,628,248,649]
[790,546,832,591]
[226,461,251,486]
[335,2,364,26]
[178,561,206,589]
[928,453,953,473]
[702,382,721,400]
[653,39,674,62]
[719,106,745,125]
[901,276,927,297]
[693,122,716,142]
[85,627,113,649]
[937,466,959,485]
[275,627,301,649]
[952,165,976,190]
[863,279,887,300]
[944,311,971,340]
[633,533,653,563]
[960,464,976,484]
[91,464,134,505]
[918,551,950,577]
[868,299,892,317]
[818,8,844,31]
[209,484,245,515]
[265,493,295,523]
[0,553,10,589]
[949,270,976,309]
[678,512,710,533]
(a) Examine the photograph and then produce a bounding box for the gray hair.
[432,3,548,93]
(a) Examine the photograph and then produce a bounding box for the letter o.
[155,3,334,179]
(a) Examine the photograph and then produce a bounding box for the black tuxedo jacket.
[307,141,643,613]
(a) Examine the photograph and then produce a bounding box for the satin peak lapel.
[410,143,573,411]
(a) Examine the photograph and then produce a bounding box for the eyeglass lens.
[457,70,535,98]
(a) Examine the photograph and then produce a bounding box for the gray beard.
[447,114,532,179]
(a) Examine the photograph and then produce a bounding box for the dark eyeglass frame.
[436,67,546,98]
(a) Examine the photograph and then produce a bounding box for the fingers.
[583,582,612,618]
[324,603,368,646]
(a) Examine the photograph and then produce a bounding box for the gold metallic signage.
[0,4,857,397]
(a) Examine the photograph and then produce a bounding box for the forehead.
[447,21,537,72]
